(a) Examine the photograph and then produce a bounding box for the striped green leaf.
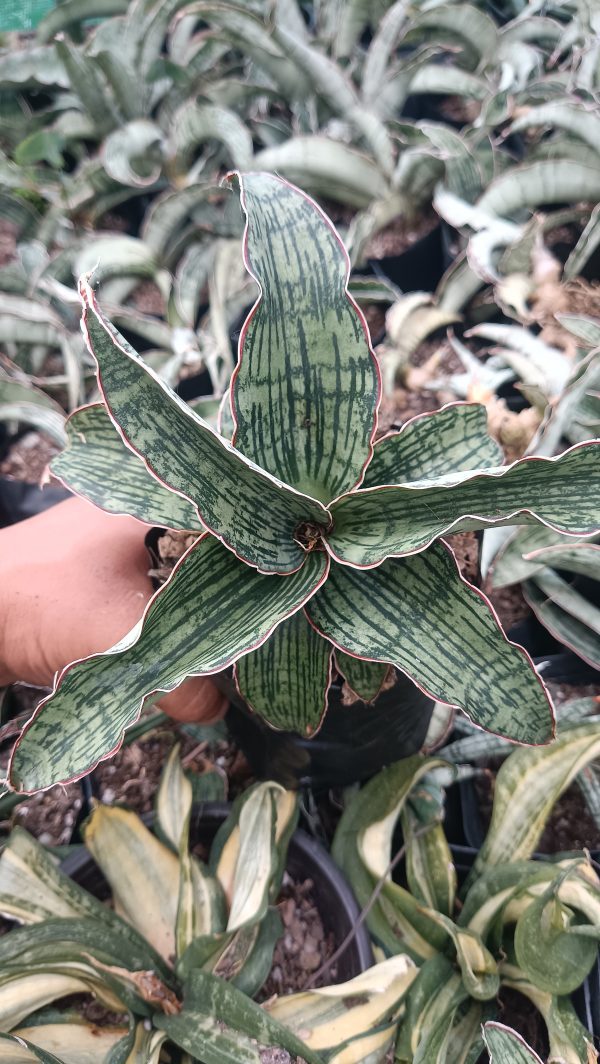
[235,613,333,736]
[80,279,330,575]
[51,403,202,531]
[335,651,388,702]
[475,722,600,872]
[482,1023,543,1063]
[395,955,467,1062]
[307,543,554,744]
[524,578,600,669]
[530,568,600,637]
[327,443,600,568]
[10,538,328,792]
[157,970,322,1064]
[363,403,502,488]
[230,171,380,504]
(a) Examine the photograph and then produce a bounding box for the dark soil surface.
[92,720,250,811]
[0,219,17,267]
[0,431,60,482]
[363,208,438,261]
[259,873,338,1000]
[487,582,531,633]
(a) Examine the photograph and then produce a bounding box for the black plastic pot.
[61,801,374,984]
[362,224,450,296]
[221,670,435,791]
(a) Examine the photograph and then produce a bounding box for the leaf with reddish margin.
[230,171,380,504]
[327,442,600,568]
[79,278,330,575]
[482,1022,543,1063]
[51,403,203,530]
[235,613,334,736]
[10,538,329,793]
[363,402,502,487]
[335,651,389,703]
[306,543,555,744]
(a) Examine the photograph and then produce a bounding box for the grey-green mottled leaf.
[482,1023,543,1063]
[335,651,388,702]
[235,613,333,736]
[327,443,600,568]
[51,403,202,530]
[80,279,330,574]
[10,538,328,791]
[231,171,380,504]
[363,403,502,488]
[307,543,554,744]
[478,160,600,219]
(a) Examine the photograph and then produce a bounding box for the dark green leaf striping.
[329,444,600,567]
[307,545,554,743]
[335,651,388,702]
[52,403,202,530]
[231,172,379,502]
[235,613,333,735]
[81,281,330,574]
[363,403,502,487]
[11,539,328,792]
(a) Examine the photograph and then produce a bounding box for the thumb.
[157,675,229,723]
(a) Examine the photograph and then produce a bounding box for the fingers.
[158,676,229,723]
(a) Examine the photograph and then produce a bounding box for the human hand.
[0,496,227,723]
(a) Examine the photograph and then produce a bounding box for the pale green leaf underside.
[10,538,328,792]
[363,403,502,488]
[81,282,330,574]
[307,544,554,743]
[231,172,379,503]
[482,1023,543,1063]
[328,443,600,567]
[52,403,202,530]
[524,578,600,670]
[525,543,600,581]
[335,651,388,702]
[235,613,333,736]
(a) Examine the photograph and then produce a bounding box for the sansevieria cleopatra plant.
[8,172,600,793]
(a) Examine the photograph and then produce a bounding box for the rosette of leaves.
[333,726,600,1062]
[7,171,600,794]
[0,751,415,1063]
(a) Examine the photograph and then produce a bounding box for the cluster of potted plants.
[0,0,599,1060]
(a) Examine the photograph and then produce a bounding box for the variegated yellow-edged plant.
[333,727,600,1062]
[0,749,414,1064]
[7,171,600,794]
